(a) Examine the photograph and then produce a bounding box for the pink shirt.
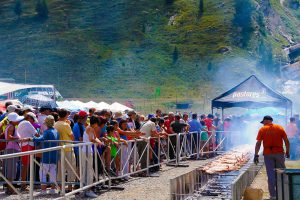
[286,123,298,138]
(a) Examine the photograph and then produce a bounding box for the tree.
[233,0,253,47]
[198,0,204,18]
[257,41,274,73]
[172,46,179,63]
[14,0,22,20]
[166,0,174,5]
[36,0,48,20]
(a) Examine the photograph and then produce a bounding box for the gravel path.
[95,159,210,200]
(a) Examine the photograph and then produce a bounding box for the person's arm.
[32,133,45,143]
[117,128,143,138]
[7,126,18,140]
[88,127,103,146]
[255,140,262,156]
[66,125,74,141]
[282,128,290,158]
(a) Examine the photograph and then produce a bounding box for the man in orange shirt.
[254,116,290,200]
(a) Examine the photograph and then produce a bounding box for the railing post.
[133,140,137,172]
[158,136,161,165]
[167,135,170,162]
[146,138,150,176]
[176,134,180,166]
[94,145,98,182]
[29,154,34,200]
[79,145,83,189]
[197,132,200,159]
[61,148,66,196]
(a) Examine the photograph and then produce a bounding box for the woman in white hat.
[4,112,24,195]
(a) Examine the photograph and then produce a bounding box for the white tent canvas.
[109,102,133,112]
[84,101,99,108]
[97,102,110,110]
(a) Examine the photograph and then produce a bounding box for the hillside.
[0,0,299,105]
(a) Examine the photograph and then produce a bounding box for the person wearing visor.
[254,116,290,200]
[4,112,24,195]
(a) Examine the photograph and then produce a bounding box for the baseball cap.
[44,115,55,127]
[7,105,17,113]
[7,112,24,122]
[147,114,155,120]
[23,105,34,111]
[26,112,38,123]
[78,110,88,118]
[260,116,273,124]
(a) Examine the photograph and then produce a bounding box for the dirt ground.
[250,160,300,200]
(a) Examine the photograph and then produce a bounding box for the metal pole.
[29,154,34,200]
[133,140,137,172]
[61,148,66,196]
[176,134,180,166]
[222,108,224,121]
[197,132,200,159]
[94,145,98,182]
[158,136,161,165]
[146,138,150,176]
[79,146,83,189]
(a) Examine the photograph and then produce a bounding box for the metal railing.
[231,156,264,200]
[0,130,239,199]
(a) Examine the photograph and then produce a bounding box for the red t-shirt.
[204,118,213,132]
[164,119,174,134]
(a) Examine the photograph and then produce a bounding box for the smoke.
[210,56,296,147]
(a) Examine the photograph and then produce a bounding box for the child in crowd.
[31,115,60,195]
[200,121,209,159]
[106,125,128,176]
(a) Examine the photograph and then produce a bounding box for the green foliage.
[198,0,204,18]
[14,0,22,19]
[36,0,48,20]
[233,0,254,47]
[257,40,275,73]
[172,46,179,63]
[166,0,175,5]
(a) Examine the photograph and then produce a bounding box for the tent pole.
[285,106,288,127]
[222,108,224,121]
[211,106,214,115]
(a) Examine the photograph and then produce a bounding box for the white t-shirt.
[140,121,156,138]
[18,120,37,147]
[82,130,94,153]
[38,114,48,134]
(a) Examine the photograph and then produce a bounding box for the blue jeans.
[264,154,286,197]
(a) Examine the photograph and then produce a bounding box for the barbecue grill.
[171,146,264,200]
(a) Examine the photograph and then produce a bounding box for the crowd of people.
[0,101,299,198]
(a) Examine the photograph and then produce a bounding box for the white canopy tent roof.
[0,82,55,95]
[56,100,133,112]
[109,102,133,112]
[98,102,110,110]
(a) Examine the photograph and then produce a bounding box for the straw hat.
[44,115,55,127]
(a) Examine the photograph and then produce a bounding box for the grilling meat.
[202,145,251,174]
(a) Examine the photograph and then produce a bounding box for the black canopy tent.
[211,75,293,120]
